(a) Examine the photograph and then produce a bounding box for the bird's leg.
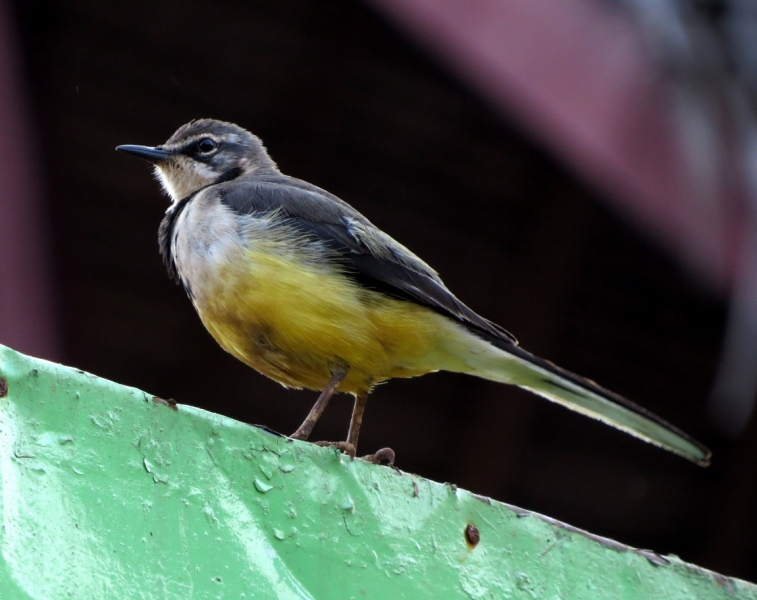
[348,391,395,465]
[347,391,368,450]
[290,368,347,441]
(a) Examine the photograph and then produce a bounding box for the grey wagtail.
[117,119,711,466]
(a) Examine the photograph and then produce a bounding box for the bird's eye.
[196,138,217,154]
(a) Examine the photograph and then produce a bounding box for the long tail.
[457,333,711,466]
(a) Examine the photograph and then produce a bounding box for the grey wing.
[219,176,517,344]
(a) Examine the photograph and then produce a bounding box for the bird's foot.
[314,440,356,459]
[360,447,395,466]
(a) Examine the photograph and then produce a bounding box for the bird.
[117,118,711,466]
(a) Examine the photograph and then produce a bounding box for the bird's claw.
[360,447,395,466]
[302,441,394,465]
[314,440,356,459]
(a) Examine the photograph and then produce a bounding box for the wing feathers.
[219,177,517,343]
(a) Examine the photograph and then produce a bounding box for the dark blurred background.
[1,0,756,583]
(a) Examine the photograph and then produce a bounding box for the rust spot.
[465,524,480,548]
[0,377,8,398]
[152,396,178,411]
[714,573,736,593]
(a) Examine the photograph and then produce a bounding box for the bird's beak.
[116,144,172,163]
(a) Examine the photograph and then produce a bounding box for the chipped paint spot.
[254,478,273,493]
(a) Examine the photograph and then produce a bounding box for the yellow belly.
[194,248,448,395]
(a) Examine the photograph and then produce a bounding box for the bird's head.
[117,119,278,202]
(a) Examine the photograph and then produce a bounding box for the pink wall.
[0,0,59,359]
[368,0,741,292]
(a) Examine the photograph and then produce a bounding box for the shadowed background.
[2,0,756,582]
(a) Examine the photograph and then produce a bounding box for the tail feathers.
[474,339,711,466]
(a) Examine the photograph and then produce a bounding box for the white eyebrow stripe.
[162,134,223,152]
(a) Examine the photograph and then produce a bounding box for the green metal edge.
[0,343,754,599]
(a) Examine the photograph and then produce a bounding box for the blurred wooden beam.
[366,0,739,291]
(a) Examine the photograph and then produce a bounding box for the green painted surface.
[0,344,755,600]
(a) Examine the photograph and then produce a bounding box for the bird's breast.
[171,202,448,393]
